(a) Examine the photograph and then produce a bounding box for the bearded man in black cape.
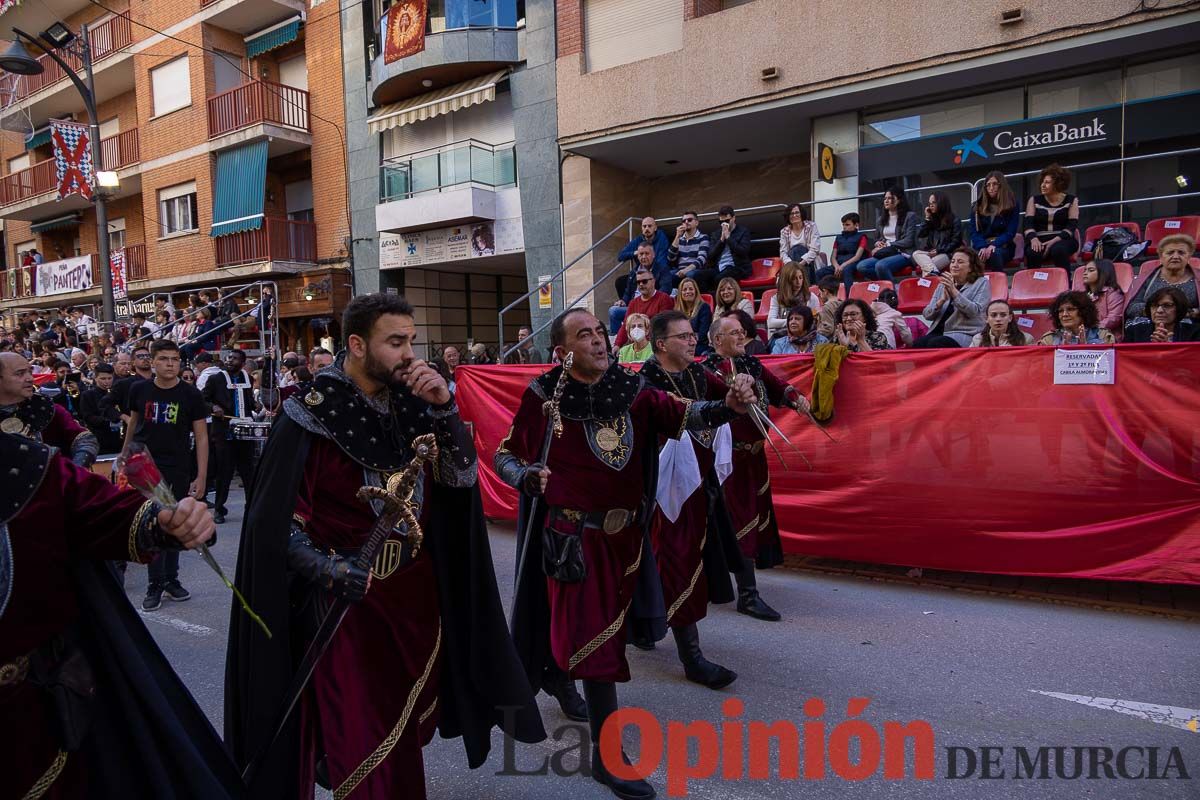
[224,293,544,799]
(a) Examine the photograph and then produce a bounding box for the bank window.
[1126,53,1200,102]
[158,181,198,237]
[1028,70,1122,118]
[862,88,1023,145]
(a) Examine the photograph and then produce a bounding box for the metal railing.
[0,128,141,206]
[99,127,140,170]
[378,0,520,41]
[13,13,133,101]
[213,217,317,268]
[207,80,310,138]
[122,280,280,360]
[380,139,517,202]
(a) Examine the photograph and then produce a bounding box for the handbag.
[873,245,900,259]
[542,524,586,583]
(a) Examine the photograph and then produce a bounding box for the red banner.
[384,1,427,63]
[455,346,1200,586]
[110,249,127,301]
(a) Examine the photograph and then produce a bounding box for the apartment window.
[108,217,127,251]
[8,153,30,174]
[151,56,192,116]
[158,181,198,237]
[583,0,682,73]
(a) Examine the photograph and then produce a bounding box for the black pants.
[614,272,632,302]
[213,430,257,514]
[147,469,190,587]
[1025,236,1077,269]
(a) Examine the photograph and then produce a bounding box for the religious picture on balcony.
[50,120,94,201]
[110,249,128,301]
[384,0,427,63]
[471,223,495,257]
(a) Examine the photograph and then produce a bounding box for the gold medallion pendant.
[594,426,620,452]
[0,417,27,435]
[304,388,324,406]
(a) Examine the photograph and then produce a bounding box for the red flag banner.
[51,119,94,201]
[110,248,127,300]
[455,346,1200,586]
[384,0,427,63]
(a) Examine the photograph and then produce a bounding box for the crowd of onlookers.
[605,164,1200,359]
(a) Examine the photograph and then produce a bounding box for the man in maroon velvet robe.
[497,309,755,800]
[0,352,99,467]
[0,433,238,799]
[704,312,809,622]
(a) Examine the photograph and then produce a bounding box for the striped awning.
[25,127,51,150]
[210,140,268,238]
[31,213,83,233]
[245,17,302,59]
[367,70,507,135]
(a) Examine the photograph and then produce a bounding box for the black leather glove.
[287,529,370,603]
[522,462,548,496]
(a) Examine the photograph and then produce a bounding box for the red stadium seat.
[848,280,893,304]
[701,293,714,308]
[1081,222,1141,262]
[1145,216,1200,256]
[1015,313,1054,341]
[754,289,776,324]
[742,291,754,305]
[1009,267,1068,310]
[985,271,1008,302]
[896,276,937,314]
[1071,262,1134,293]
[742,258,782,289]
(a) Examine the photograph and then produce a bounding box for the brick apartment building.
[0,0,353,353]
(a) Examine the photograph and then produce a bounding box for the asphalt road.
[126,487,1200,799]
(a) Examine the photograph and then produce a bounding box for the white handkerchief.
[714,423,733,485]
[656,435,702,523]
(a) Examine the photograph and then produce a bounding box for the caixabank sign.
[860,106,1123,177]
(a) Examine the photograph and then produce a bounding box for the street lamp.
[1,25,115,323]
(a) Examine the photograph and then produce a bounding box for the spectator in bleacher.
[616,313,654,363]
[668,211,711,289]
[713,277,755,317]
[155,294,178,320]
[769,306,820,355]
[970,300,1034,347]
[766,261,818,337]
[675,277,713,355]
[611,242,672,333]
[155,310,173,339]
[915,247,991,348]
[505,326,545,364]
[845,186,918,291]
[814,277,843,340]
[728,308,768,356]
[613,265,675,349]
[1037,291,1115,345]
[707,205,753,286]
[912,192,961,276]
[871,288,912,349]
[1123,234,1199,323]
[1024,164,1080,270]
[1124,287,1200,343]
[779,203,821,283]
[833,299,890,352]
[819,212,867,284]
[467,342,494,365]
[612,217,672,332]
[968,171,1020,272]
[1082,259,1126,342]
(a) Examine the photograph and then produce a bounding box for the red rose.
[123,450,163,494]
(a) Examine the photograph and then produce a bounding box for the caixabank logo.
[951,116,1111,165]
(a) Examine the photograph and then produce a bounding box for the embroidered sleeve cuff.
[686,400,737,432]
[70,431,99,468]
[432,413,478,488]
[128,500,178,562]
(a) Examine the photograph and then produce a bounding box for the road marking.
[141,611,213,637]
[1032,690,1200,733]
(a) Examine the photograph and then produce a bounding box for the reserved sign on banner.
[1053,348,1116,384]
[35,255,93,297]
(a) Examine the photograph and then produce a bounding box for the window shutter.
[152,56,191,116]
[583,0,683,73]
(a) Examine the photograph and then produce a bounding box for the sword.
[731,357,812,469]
[241,433,437,784]
[510,352,572,626]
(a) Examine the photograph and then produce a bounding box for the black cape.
[223,412,545,798]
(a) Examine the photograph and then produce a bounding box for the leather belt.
[0,654,29,687]
[733,441,764,453]
[549,506,640,535]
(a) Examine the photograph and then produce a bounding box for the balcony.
[199,0,307,36]
[0,1,92,40]
[371,0,521,105]
[206,80,312,156]
[377,139,516,233]
[0,128,141,221]
[122,243,147,282]
[0,265,36,301]
[214,216,316,268]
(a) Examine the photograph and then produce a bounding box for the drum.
[230,419,272,442]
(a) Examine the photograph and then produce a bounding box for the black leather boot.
[734,556,781,621]
[542,670,588,722]
[672,623,736,689]
[583,680,656,800]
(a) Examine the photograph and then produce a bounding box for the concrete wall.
[342,0,380,294]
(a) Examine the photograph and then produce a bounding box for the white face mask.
[630,326,646,342]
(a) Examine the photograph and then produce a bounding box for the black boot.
[735,557,781,621]
[542,670,588,722]
[672,624,736,690]
[583,680,656,800]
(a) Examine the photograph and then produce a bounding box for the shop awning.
[367,70,507,135]
[245,16,302,59]
[30,213,83,233]
[210,140,268,238]
[25,127,51,150]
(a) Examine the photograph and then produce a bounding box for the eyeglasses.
[636,278,653,285]
[134,353,150,359]
[1152,302,1177,311]
[841,312,864,321]
[665,332,698,342]
[681,218,697,224]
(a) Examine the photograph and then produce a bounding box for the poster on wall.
[378,218,525,269]
[110,249,127,301]
[384,0,428,63]
[36,255,93,297]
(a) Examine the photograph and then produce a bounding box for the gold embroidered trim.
[418,698,438,726]
[757,513,771,532]
[757,478,770,496]
[334,624,442,800]
[736,514,760,541]
[291,512,308,530]
[666,533,706,622]
[22,750,67,800]
[495,425,526,464]
[568,600,631,671]
[674,397,694,440]
[127,500,155,562]
[622,539,643,577]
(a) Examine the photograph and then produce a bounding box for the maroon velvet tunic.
[292,436,441,800]
[42,403,89,453]
[500,382,689,682]
[2,456,155,800]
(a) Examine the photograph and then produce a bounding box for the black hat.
[194,352,214,363]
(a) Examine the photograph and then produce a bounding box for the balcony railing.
[15,13,134,101]
[207,80,310,139]
[378,0,519,41]
[0,265,36,300]
[123,243,147,281]
[380,139,516,202]
[0,128,140,207]
[213,217,316,268]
